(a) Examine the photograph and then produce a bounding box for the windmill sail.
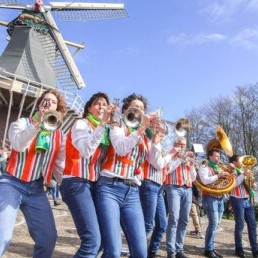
[0,0,127,147]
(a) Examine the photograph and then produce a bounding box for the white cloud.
[199,0,248,22]
[167,33,227,45]
[167,28,258,52]
[230,28,258,50]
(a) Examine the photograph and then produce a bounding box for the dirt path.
[2,201,255,258]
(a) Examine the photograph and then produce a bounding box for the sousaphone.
[194,125,236,194]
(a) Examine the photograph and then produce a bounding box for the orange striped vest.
[63,120,103,182]
[202,166,224,199]
[143,160,166,185]
[228,173,249,198]
[165,163,192,187]
[102,132,150,178]
[6,122,63,184]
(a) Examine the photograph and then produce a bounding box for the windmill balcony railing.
[0,67,85,116]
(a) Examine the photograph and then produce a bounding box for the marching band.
[0,91,258,258]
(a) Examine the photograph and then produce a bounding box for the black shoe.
[167,252,176,258]
[235,249,246,258]
[253,250,258,258]
[204,250,218,258]
[176,251,189,258]
[148,250,156,258]
[213,250,223,258]
[54,201,61,206]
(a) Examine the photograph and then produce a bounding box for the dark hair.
[36,89,67,118]
[121,93,148,114]
[207,149,220,159]
[229,154,240,163]
[82,92,110,117]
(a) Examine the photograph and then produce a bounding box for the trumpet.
[123,107,143,128]
[149,108,190,137]
[41,110,63,131]
[179,155,208,167]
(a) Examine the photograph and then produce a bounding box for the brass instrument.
[161,118,190,137]
[123,107,143,128]
[240,155,257,189]
[180,156,208,167]
[108,98,122,128]
[41,110,63,131]
[194,125,236,194]
[149,108,190,137]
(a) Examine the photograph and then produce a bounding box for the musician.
[228,154,258,258]
[198,149,229,258]
[94,93,160,258]
[140,124,178,258]
[0,89,67,257]
[165,136,197,258]
[60,92,113,257]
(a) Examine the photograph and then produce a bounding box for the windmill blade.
[0,3,26,9]
[43,11,85,88]
[49,2,128,22]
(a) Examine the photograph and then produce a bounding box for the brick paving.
[2,200,255,258]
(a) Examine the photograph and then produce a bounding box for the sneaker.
[190,230,197,235]
[196,232,205,239]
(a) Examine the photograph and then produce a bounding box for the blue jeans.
[94,176,147,258]
[166,185,192,254]
[46,186,58,201]
[60,177,101,258]
[202,195,224,250]
[0,172,57,258]
[139,180,167,254]
[229,196,258,253]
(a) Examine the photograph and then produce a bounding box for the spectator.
[45,178,61,206]
[189,184,204,239]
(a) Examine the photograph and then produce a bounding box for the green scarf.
[236,167,254,197]
[86,113,110,148]
[208,160,220,174]
[33,111,52,153]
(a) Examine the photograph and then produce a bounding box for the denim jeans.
[139,180,167,254]
[46,186,58,201]
[166,185,192,254]
[0,172,57,258]
[202,194,224,250]
[229,196,258,253]
[94,176,147,258]
[60,177,101,258]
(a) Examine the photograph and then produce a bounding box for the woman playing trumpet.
[60,92,114,257]
[94,93,163,258]
[0,89,67,257]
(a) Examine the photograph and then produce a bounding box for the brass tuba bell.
[206,125,233,157]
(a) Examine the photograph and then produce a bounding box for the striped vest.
[102,131,150,178]
[6,119,63,184]
[202,166,224,199]
[229,173,249,198]
[143,160,166,185]
[165,163,192,187]
[63,120,103,182]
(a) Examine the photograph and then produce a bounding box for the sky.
[1,0,258,122]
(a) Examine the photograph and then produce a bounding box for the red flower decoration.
[134,168,141,175]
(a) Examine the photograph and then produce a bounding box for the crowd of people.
[0,89,257,258]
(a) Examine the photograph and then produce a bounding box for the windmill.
[0,0,127,147]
